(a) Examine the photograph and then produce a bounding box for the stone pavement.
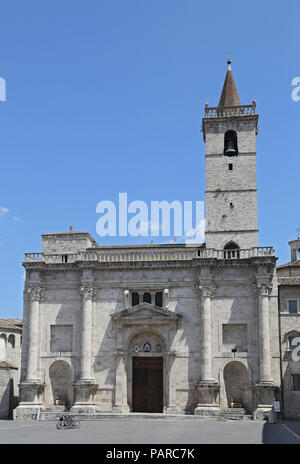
[0,419,299,444]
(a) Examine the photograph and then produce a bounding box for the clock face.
[143,343,151,352]
[133,344,140,353]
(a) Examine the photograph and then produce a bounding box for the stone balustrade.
[204,103,256,118]
[24,246,274,265]
[197,247,274,259]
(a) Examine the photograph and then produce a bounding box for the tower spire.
[218,60,241,107]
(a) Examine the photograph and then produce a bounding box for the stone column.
[195,282,219,416]
[166,351,178,414]
[16,287,45,417]
[79,285,95,381]
[113,351,130,413]
[26,287,43,382]
[257,283,273,384]
[253,282,276,420]
[72,285,98,414]
[199,283,216,383]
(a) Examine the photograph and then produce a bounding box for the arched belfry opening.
[224,130,238,156]
[223,242,240,259]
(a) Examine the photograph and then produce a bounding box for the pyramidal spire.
[218,60,241,107]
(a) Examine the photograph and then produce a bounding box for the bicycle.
[56,415,81,430]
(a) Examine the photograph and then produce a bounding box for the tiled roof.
[278,277,300,286]
[277,260,300,269]
[0,319,22,331]
[0,361,17,369]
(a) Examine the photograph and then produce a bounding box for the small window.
[8,334,15,348]
[143,292,151,304]
[132,292,139,306]
[292,374,300,391]
[288,300,298,314]
[155,292,163,307]
[62,255,68,263]
[228,163,233,171]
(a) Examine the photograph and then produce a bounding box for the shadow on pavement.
[262,421,300,444]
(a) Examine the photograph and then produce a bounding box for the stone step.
[221,408,246,414]
[38,411,253,421]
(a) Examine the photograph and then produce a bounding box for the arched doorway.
[224,361,249,410]
[132,357,163,413]
[49,361,73,407]
[127,331,165,413]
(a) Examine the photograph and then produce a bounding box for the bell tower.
[202,60,259,250]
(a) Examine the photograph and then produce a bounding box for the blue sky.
[0,0,299,317]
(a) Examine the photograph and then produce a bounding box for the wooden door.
[132,357,163,413]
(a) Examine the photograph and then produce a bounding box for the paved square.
[0,419,299,444]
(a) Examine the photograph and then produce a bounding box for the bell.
[224,130,238,156]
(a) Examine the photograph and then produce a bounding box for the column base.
[252,382,278,420]
[112,404,130,414]
[195,380,220,414]
[73,380,98,410]
[18,381,45,405]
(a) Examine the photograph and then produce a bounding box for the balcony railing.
[24,246,274,264]
[197,247,274,259]
[204,103,256,119]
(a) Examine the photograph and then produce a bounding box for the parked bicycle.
[56,415,81,430]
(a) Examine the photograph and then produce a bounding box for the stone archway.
[49,361,73,407]
[224,361,249,410]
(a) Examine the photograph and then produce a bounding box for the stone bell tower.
[202,60,259,251]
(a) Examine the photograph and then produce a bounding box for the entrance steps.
[218,408,252,421]
[38,409,253,421]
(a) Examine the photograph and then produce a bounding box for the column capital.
[26,287,45,302]
[198,281,216,298]
[256,281,272,296]
[79,285,96,300]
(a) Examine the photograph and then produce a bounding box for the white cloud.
[0,206,9,216]
[13,216,23,222]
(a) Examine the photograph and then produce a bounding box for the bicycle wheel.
[74,420,81,429]
[56,421,63,429]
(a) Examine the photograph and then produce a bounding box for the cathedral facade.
[15,62,281,420]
